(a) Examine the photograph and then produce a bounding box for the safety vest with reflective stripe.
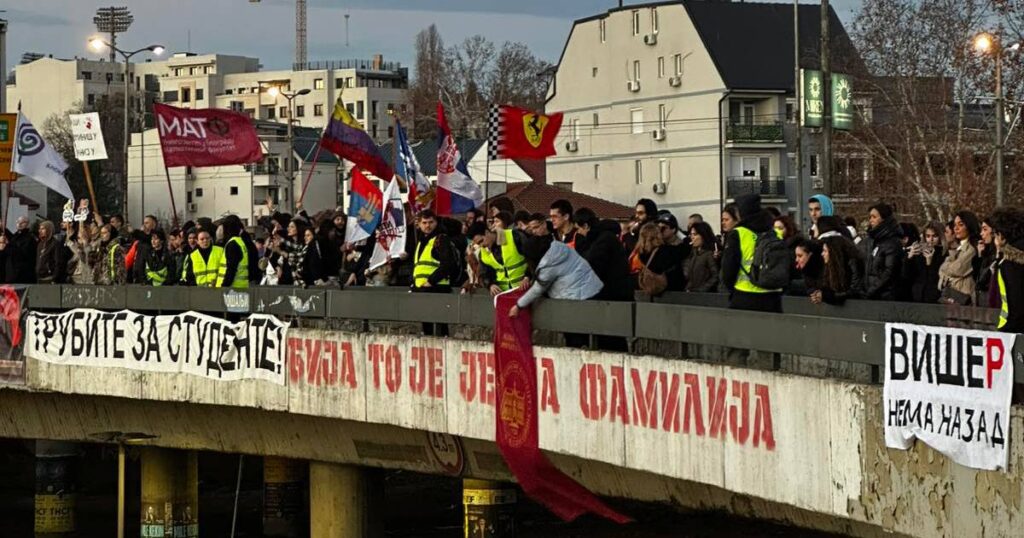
[216,237,249,289]
[414,237,449,288]
[190,246,224,288]
[146,254,169,287]
[479,230,527,291]
[734,226,780,294]
[998,267,1009,330]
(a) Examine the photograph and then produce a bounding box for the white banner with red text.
[884,323,1015,471]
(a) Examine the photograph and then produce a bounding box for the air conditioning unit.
[627,80,641,92]
[643,33,658,45]
[652,128,666,141]
[186,202,197,212]
[652,182,667,195]
[668,76,682,87]
[565,140,579,152]
[812,178,824,190]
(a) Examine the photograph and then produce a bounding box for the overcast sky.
[1,0,862,72]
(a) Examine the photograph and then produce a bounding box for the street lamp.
[262,85,310,212]
[972,31,1017,207]
[88,37,164,218]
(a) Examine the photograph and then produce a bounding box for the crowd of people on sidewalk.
[3,192,1023,335]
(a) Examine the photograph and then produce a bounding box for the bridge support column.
[309,462,380,538]
[263,456,306,537]
[463,479,516,538]
[34,441,78,537]
[140,447,198,538]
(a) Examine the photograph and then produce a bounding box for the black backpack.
[743,231,790,290]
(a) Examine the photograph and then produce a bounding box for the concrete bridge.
[1,285,1022,537]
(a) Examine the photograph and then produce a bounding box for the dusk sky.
[2,0,862,72]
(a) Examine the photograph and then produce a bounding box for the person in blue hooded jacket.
[808,194,834,238]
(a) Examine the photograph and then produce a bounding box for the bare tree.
[489,41,551,112]
[445,35,496,138]
[410,25,448,139]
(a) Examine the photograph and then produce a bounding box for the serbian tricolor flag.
[487,104,564,160]
[322,95,394,182]
[344,168,383,245]
[434,102,482,216]
[494,290,632,524]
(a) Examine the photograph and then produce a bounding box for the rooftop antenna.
[345,13,350,47]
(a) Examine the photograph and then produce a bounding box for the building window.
[553,182,573,191]
[372,100,379,120]
[630,108,644,134]
[347,77,354,88]
[632,10,640,35]
[658,57,665,78]
[267,107,276,119]
[314,78,324,90]
[163,90,178,102]
[388,126,394,138]
[181,87,191,103]
[195,188,204,197]
[599,18,606,42]
[356,101,364,119]
[187,191,193,203]
[633,60,640,82]
[785,101,795,123]
[594,164,600,180]
[174,68,183,77]
[280,106,288,118]
[82,71,92,80]
[314,104,324,116]
[346,103,355,116]
[204,66,212,74]
[658,104,667,129]
[674,54,683,76]
[196,88,204,101]
[810,154,820,177]
[87,94,95,106]
[372,124,378,138]
[296,105,305,117]
[651,8,659,33]
[592,113,599,128]
[635,160,643,184]
[230,186,239,196]
[189,67,197,75]
[335,78,344,89]
[592,67,598,78]
[238,87,248,94]
[226,89,234,95]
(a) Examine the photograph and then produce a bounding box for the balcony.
[725,122,784,144]
[727,176,786,198]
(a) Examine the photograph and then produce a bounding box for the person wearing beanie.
[720,194,783,312]
[861,202,904,301]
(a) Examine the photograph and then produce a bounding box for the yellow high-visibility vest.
[998,267,1009,330]
[479,229,527,291]
[216,237,249,289]
[191,246,224,287]
[414,237,449,288]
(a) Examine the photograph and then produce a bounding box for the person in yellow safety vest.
[471,219,528,296]
[143,229,178,286]
[412,209,459,292]
[184,230,225,287]
[217,215,252,289]
[719,194,783,313]
[990,208,1024,333]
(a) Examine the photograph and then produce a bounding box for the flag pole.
[297,137,324,207]
[1,179,8,233]
[163,165,179,229]
[81,162,99,215]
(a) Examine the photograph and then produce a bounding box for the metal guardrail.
[726,176,787,197]
[21,285,1019,382]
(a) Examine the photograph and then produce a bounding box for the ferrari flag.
[487,105,564,160]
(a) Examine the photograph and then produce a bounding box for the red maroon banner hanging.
[487,105,564,160]
[494,290,630,524]
[153,103,264,168]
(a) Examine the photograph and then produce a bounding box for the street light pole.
[995,43,1004,207]
[89,38,164,220]
[263,85,310,213]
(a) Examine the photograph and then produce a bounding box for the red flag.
[494,291,631,524]
[154,103,263,168]
[487,105,564,160]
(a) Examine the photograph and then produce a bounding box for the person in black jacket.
[141,230,178,286]
[219,215,250,289]
[573,208,633,301]
[10,217,36,283]
[903,221,944,304]
[812,235,864,305]
[720,194,781,312]
[861,202,904,301]
[991,207,1024,333]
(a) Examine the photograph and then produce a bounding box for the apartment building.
[547,1,858,227]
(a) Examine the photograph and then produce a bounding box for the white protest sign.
[26,309,289,384]
[69,112,108,161]
[884,323,1015,471]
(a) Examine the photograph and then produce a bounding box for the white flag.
[12,111,72,199]
[368,178,408,271]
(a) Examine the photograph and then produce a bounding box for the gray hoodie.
[517,241,603,308]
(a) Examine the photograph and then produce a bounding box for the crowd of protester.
[4,191,1023,335]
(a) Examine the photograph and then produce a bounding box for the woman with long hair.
[629,222,677,295]
[684,221,719,292]
[938,210,981,304]
[811,235,864,305]
[903,221,945,304]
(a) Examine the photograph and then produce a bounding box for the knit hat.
[734,194,762,222]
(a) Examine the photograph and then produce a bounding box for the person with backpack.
[720,194,785,313]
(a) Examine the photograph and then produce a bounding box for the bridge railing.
[17,284,1019,382]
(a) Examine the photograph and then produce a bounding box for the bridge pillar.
[463,479,516,538]
[34,441,78,537]
[140,447,198,538]
[309,462,380,537]
[263,456,306,537]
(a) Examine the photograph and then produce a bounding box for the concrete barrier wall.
[21,328,1024,538]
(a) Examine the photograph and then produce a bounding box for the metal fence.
[20,284,1018,382]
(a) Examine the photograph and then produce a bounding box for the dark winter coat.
[36,237,65,284]
[577,220,633,301]
[10,229,36,283]
[861,217,904,300]
[684,247,719,292]
[903,244,944,304]
[997,240,1024,334]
